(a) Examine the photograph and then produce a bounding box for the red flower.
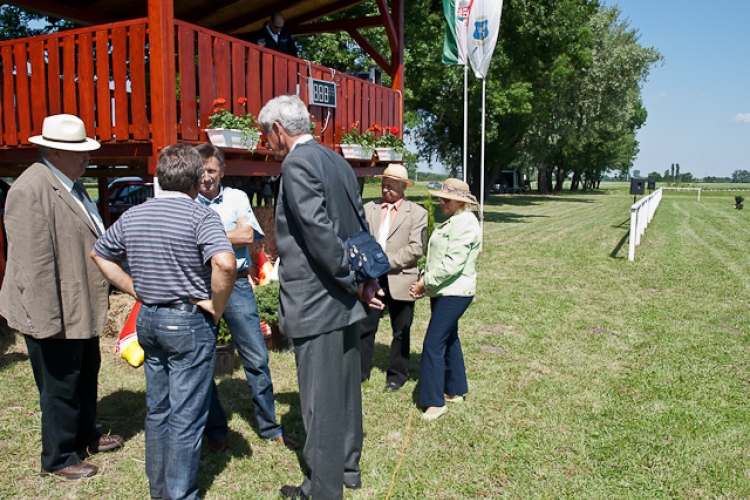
[213,98,226,107]
[372,123,382,132]
[390,127,400,135]
[238,97,248,105]
[212,107,221,113]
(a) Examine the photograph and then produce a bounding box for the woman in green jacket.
[410,178,481,421]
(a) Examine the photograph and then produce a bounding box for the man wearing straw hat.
[360,164,427,391]
[0,114,122,479]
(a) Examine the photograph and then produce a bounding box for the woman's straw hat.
[375,163,414,186]
[428,178,478,204]
[28,114,101,152]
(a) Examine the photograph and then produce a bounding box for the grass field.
[1,184,749,498]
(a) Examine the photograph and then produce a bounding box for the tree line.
[297,0,663,194]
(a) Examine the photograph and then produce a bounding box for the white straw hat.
[375,163,413,186]
[28,114,101,152]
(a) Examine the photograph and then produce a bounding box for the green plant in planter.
[216,317,232,345]
[735,195,744,205]
[255,280,280,325]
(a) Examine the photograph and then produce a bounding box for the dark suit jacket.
[275,141,367,337]
[0,162,109,339]
[250,24,298,57]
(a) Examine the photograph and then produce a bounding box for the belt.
[156,302,200,314]
[237,269,250,279]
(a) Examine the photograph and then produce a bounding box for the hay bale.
[103,292,136,338]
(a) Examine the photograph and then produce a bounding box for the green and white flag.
[467,0,504,78]
[442,0,471,65]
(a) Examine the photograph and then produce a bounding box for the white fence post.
[628,188,663,261]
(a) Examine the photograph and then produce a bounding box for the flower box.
[206,128,259,150]
[340,144,374,160]
[375,148,403,162]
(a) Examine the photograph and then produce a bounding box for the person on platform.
[195,143,297,452]
[360,163,427,391]
[0,113,122,480]
[92,143,236,499]
[257,94,384,500]
[250,12,298,57]
[409,178,481,421]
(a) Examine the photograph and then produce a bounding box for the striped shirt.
[93,195,233,305]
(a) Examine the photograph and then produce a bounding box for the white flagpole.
[480,78,486,247]
[463,64,468,183]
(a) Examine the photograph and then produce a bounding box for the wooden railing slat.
[177,26,198,141]
[95,29,112,140]
[61,35,77,116]
[29,40,48,130]
[261,52,274,106]
[197,31,214,140]
[14,43,32,142]
[246,47,261,118]
[1,47,16,146]
[77,33,96,135]
[231,43,245,112]
[214,38,231,105]
[129,24,149,140]
[46,38,61,116]
[112,26,130,141]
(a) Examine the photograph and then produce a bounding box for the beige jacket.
[364,198,427,301]
[0,162,109,339]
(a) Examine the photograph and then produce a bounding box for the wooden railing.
[0,19,403,153]
[0,19,151,148]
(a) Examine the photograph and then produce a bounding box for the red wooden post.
[148,0,177,174]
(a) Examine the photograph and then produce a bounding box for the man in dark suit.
[250,12,298,57]
[257,95,383,500]
[0,114,122,479]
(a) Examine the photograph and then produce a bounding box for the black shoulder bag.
[314,143,391,283]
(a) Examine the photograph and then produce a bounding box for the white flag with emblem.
[467,0,504,79]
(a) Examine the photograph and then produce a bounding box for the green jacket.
[424,209,481,297]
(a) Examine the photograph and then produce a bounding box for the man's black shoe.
[345,480,362,490]
[385,381,401,392]
[279,485,308,499]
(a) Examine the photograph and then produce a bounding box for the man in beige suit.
[0,114,122,479]
[360,164,427,391]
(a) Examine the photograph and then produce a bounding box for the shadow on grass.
[98,389,146,442]
[371,341,423,385]
[200,427,253,495]
[609,218,630,259]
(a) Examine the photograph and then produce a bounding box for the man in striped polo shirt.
[91,143,236,500]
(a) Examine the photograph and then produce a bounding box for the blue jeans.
[136,305,217,500]
[418,296,473,408]
[205,279,283,441]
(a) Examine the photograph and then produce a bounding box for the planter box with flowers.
[370,123,409,162]
[205,97,260,151]
[339,122,375,160]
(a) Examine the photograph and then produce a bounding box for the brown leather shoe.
[88,433,123,454]
[274,435,299,450]
[41,461,98,480]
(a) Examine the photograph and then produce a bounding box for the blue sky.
[605,0,750,179]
